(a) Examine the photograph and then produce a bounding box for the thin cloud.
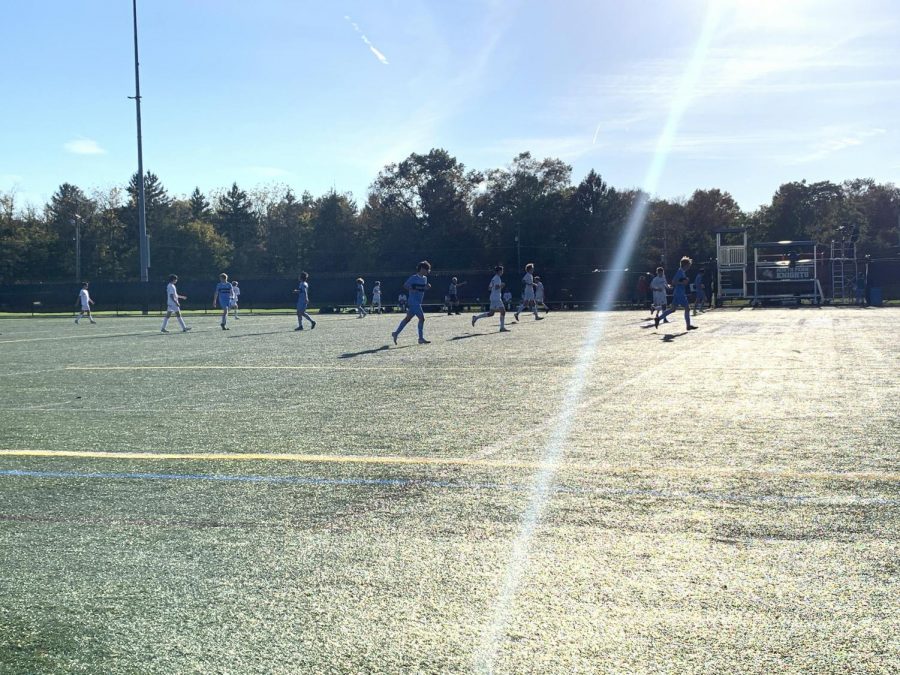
[344,15,389,65]
[64,138,106,155]
[786,127,887,164]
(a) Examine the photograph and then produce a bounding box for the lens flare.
[473,4,723,672]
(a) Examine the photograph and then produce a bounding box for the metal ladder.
[830,240,856,304]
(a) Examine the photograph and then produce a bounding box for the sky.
[1,0,898,212]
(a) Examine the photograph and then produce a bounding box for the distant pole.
[515,227,521,271]
[72,216,82,282]
[130,0,149,288]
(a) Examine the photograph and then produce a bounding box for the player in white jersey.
[371,281,383,314]
[514,263,543,322]
[502,290,512,310]
[160,274,191,333]
[649,266,671,324]
[534,276,549,313]
[471,265,511,332]
[230,281,241,319]
[74,282,96,324]
[398,293,407,312]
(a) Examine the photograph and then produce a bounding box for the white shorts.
[523,290,535,301]
[490,297,505,311]
[535,295,544,303]
[652,293,667,308]
[80,304,90,312]
[167,303,181,313]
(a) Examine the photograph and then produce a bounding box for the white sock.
[161,317,169,330]
[177,316,186,330]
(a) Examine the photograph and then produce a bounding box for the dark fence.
[4,260,896,314]
[0,270,638,314]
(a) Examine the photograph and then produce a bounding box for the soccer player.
[447,277,466,315]
[293,272,317,330]
[392,261,432,345]
[534,275,549,313]
[160,274,191,333]
[693,268,707,315]
[371,281,383,314]
[355,278,368,317]
[230,281,241,319]
[514,263,543,322]
[398,292,407,313]
[74,282,96,324]
[471,265,510,332]
[656,257,697,331]
[650,267,671,324]
[502,290,512,310]
[213,273,234,330]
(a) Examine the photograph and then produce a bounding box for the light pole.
[72,215,82,282]
[129,0,149,288]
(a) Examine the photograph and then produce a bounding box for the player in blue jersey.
[693,268,707,315]
[293,272,317,331]
[656,256,697,330]
[213,273,234,330]
[355,278,368,317]
[392,261,432,345]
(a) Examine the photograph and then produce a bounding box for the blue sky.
[1,0,897,211]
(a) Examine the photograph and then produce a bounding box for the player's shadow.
[448,333,491,341]
[226,330,284,338]
[339,345,403,359]
[661,332,688,342]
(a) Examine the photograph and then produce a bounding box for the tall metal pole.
[73,216,82,282]
[131,0,149,285]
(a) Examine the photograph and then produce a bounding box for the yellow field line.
[0,449,896,482]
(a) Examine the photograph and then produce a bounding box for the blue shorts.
[407,304,425,319]
[297,301,308,312]
[219,297,232,309]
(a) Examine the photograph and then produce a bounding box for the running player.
[213,273,234,330]
[355,278,368,317]
[515,263,542,322]
[534,276,549,313]
[160,274,191,333]
[293,272,316,330]
[230,281,241,319]
[656,257,697,330]
[471,265,510,332]
[371,281,383,314]
[74,282,96,324]
[649,266,670,324]
[392,261,432,345]
[447,277,466,315]
[693,268,707,315]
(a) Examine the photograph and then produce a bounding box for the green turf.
[0,309,897,673]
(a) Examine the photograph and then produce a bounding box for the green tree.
[215,183,259,273]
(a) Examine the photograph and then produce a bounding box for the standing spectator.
[636,273,650,309]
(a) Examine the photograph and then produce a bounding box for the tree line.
[1,149,898,284]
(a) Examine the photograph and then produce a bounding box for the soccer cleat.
[654,316,660,329]
[391,331,398,345]
[535,316,544,321]
[471,316,477,327]
[418,338,431,344]
[514,312,520,322]
[89,319,96,324]
[499,327,511,332]
[311,321,317,329]
[220,324,228,330]
[182,327,192,332]
[161,329,169,333]
[74,318,79,324]
[663,319,670,323]
[687,325,699,330]
[295,326,303,331]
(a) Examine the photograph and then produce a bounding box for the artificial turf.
[0,308,897,673]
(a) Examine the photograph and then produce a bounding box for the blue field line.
[0,469,897,507]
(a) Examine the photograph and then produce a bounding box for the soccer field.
[0,309,897,673]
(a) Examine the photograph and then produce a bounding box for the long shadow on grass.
[339,344,413,358]
[226,330,286,338]
[661,331,688,342]
[448,333,492,341]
